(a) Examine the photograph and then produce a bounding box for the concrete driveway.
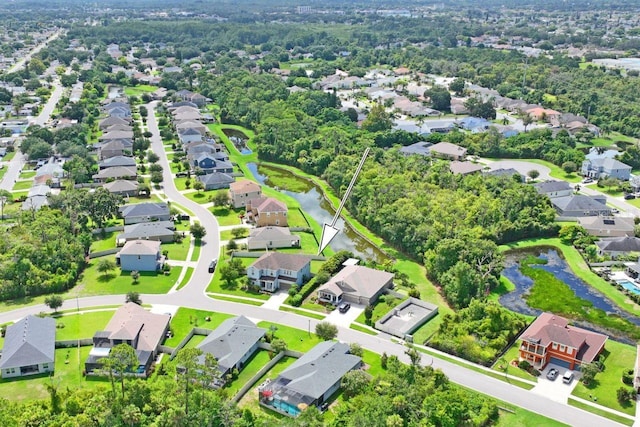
[531,364,580,403]
[324,303,363,328]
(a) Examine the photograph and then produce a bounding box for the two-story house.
[246,252,312,292]
[247,197,288,227]
[119,202,171,225]
[190,153,234,175]
[518,312,608,371]
[581,158,632,181]
[533,181,574,199]
[116,240,166,272]
[229,180,262,208]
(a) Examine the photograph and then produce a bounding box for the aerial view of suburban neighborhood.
[4,0,640,425]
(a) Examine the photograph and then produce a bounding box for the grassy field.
[572,340,637,415]
[54,310,115,340]
[0,346,109,401]
[164,307,233,347]
[90,231,117,253]
[124,85,157,97]
[78,255,180,296]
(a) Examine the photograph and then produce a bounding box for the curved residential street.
[0,100,627,427]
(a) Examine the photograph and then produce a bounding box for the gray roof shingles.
[0,315,55,369]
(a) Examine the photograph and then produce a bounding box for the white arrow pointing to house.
[317,147,370,255]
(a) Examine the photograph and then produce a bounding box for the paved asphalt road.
[0,78,64,191]
[8,31,61,74]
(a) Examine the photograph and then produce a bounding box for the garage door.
[549,357,571,370]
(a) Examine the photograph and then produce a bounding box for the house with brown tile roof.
[84,303,170,377]
[518,312,607,371]
[246,252,312,292]
[229,180,262,208]
[428,142,467,161]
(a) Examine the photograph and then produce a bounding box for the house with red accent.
[518,312,608,371]
[247,197,288,227]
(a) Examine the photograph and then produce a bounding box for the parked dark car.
[208,260,217,273]
[546,368,559,381]
[624,193,636,200]
[176,172,189,178]
[178,214,190,221]
[338,302,351,313]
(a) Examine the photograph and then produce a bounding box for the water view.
[246,162,388,263]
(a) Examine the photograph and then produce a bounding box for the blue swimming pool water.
[617,280,640,295]
[241,148,252,155]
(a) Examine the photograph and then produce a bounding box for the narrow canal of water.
[246,163,388,263]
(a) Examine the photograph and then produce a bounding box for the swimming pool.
[617,280,640,295]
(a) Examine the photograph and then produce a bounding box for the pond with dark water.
[222,128,252,154]
[246,162,388,263]
[501,247,640,342]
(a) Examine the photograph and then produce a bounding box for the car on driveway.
[562,370,574,384]
[338,302,351,313]
[546,368,559,381]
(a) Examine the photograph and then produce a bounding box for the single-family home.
[197,316,266,378]
[427,142,468,161]
[99,140,130,160]
[99,116,130,130]
[103,179,139,197]
[246,252,312,292]
[259,341,362,417]
[178,127,204,145]
[0,315,55,378]
[317,265,394,306]
[190,153,233,175]
[399,141,432,157]
[247,226,301,250]
[104,123,133,133]
[247,197,288,227]
[229,180,262,208]
[198,172,234,191]
[176,120,207,135]
[116,239,165,272]
[578,216,635,238]
[534,181,574,199]
[596,236,640,258]
[85,303,170,377]
[581,158,632,181]
[100,129,134,142]
[518,312,607,371]
[449,161,483,175]
[119,202,171,225]
[173,111,203,122]
[99,155,136,170]
[116,221,176,245]
[92,166,137,183]
[551,195,611,218]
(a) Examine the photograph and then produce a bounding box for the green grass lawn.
[211,205,244,226]
[2,151,16,162]
[572,340,637,415]
[279,306,326,319]
[210,294,264,306]
[256,321,323,352]
[354,296,407,325]
[54,310,115,340]
[182,334,206,349]
[164,307,233,347]
[496,405,569,427]
[163,241,191,261]
[585,183,624,197]
[18,170,36,179]
[568,399,634,426]
[78,255,180,296]
[176,267,194,291]
[0,346,109,401]
[491,342,537,381]
[220,228,249,241]
[226,349,272,396]
[124,85,157,97]
[190,240,202,261]
[183,191,215,204]
[207,255,270,300]
[350,323,378,335]
[90,231,117,253]
[12,180,33,191]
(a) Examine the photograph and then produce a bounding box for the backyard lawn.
[90,231,117,253]
[54,310,116,340]
[256,321,323,353]
[163,240,191,261]
[78,255,180,296]
[183,334,206,349]
[164,307,233,347]
[572,340,637,415]
[124,84,157,97]
[0,346,109,401]
[226,349,272,396]
[206,255,270,300]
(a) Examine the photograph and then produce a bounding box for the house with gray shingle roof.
[99,155,137,169]
[247,226,300,250]
[551,195,611,218]
[317,265,394,305]
[582,158,632,181]
[103,179,139,197]
[247,252,312,292]
[116,240,165,271]
[197,172,234,190]
[197,316,266,378]
[0,315,55,378]
[119,202,170,225]
[259,341,362,416]
[596,236,640,258]
[534,181,574,199]
[116,221,176,245]
[92,166,137,183]
[99,116,130,130]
